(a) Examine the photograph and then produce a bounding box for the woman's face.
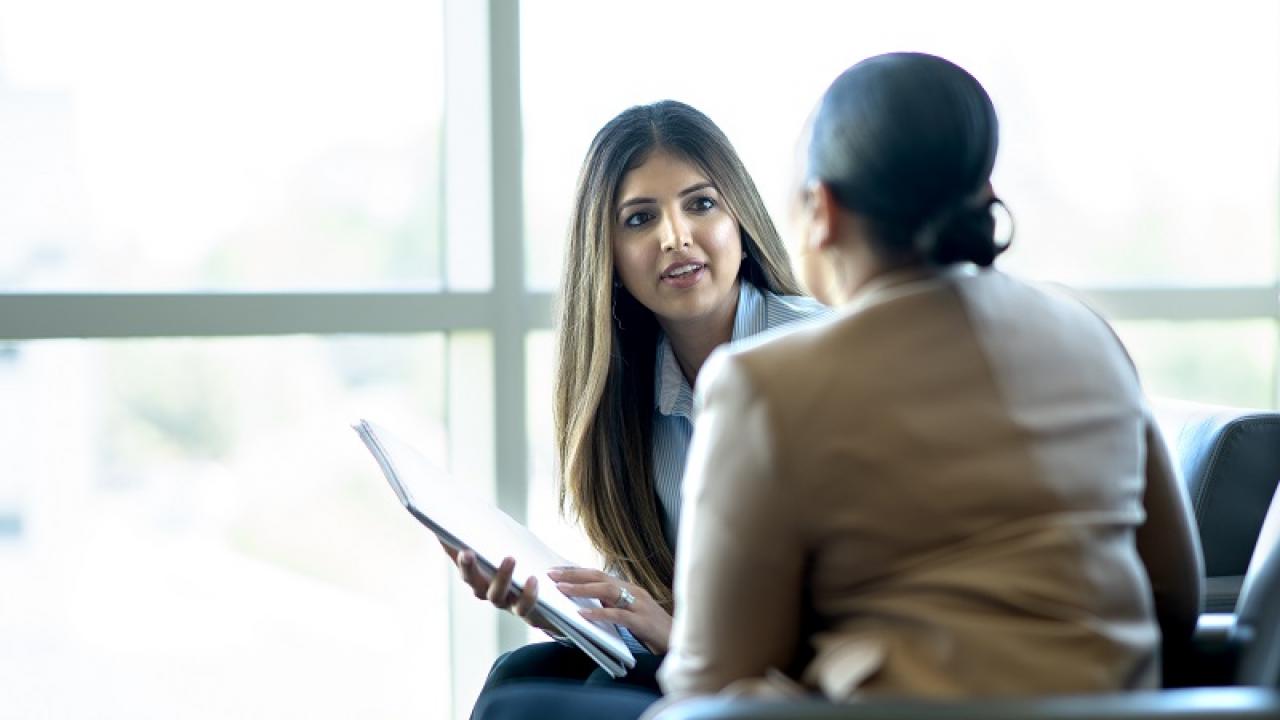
[611,150,743,328]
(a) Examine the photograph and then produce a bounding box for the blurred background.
[1,0,1277,717]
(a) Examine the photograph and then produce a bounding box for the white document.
[353,419,637,677]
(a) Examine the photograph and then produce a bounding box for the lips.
[660,261,707,289]
[661,261,706,279]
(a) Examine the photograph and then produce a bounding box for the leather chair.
[1150,400,1280,613]
[652,400,1280,720]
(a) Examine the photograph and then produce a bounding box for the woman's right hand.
[438,541,558,634]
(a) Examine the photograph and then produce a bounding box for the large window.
[0,1,518,718]
[0,335,469,717]
[0,0,447,291]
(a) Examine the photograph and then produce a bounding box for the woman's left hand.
[547,567,672,654]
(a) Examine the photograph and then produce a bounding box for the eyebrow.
[617,181,717,213]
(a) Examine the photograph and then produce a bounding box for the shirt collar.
[655,282,764,418]
[730,279,767,342]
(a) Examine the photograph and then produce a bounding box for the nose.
[659,213,693,253]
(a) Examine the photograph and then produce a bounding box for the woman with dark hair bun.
[474,52,1203,720]
[654,52,1203,709]
[805,51,1005,270]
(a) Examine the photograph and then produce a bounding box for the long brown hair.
[554,101,801,610]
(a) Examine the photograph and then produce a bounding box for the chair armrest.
[651,688,1280,720]
[1164,614,1241,688]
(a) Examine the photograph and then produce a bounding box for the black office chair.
[653,401,1280,720]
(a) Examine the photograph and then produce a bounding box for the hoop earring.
[990,197,1015,253]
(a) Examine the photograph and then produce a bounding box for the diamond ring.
[616,586,636,610]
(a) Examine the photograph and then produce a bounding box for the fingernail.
[555,582,572,593]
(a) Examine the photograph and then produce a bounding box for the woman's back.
[664,267,1168,699]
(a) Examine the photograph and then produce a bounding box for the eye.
[689,196,716,212]
[624,211,653,227]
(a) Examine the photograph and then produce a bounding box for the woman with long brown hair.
[446,100,829,699]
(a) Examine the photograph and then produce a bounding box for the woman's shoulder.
[955,270,1129,355]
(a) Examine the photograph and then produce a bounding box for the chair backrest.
[1150,399,1280,612]
[1234,485,1280,687]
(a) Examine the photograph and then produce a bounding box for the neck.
[825,240,918,307]
[659,282,741,385]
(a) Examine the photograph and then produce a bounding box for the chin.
[653,291,720,323]
[655,300,711,323]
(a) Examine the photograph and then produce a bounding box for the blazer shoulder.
[710,309,851,405]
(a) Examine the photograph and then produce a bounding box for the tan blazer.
[655,267,1203,707]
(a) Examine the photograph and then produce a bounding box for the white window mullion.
[1078,285,1280,321]
[440,1,529,718]
[0,292,552,339]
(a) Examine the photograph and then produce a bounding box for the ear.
[806,181,843,252]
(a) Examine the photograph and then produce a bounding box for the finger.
[546,567,611,583]
[513,575,539,619]
[579,607,634,625]
[439,540,460,561]
[554,581,625,603]
[487,557,516,608]
[457,551,491,598]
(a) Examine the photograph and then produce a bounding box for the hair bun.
[914,198,1008,268]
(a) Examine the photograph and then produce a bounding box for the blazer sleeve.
[657,351,805,700]
[1136,410,1204,645]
